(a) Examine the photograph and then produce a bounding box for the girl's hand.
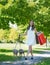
[20,32,27,36]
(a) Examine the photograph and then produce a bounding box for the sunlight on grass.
[0,43,50,61]
[34,58,50,65]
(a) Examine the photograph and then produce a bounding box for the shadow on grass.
[36,58,50,65]
[0,49,45,54]
[0,49,48,61]
[0,54,21,61]
[35,48,50,50]
[24,50,45,54]
[0,49,12,52]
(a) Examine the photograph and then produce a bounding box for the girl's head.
[29,20,34,27]
[27,20,35,30]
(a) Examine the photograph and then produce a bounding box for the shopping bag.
[37,32,46,45]
[36,34,39,44]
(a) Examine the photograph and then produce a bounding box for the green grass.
[24,50,45,54]
[0,48,43,61]
[0,43,50,61]
[34,58,50,65]
[0,54,21,61]
[0,48,49,61]
[0,49,21,61]
[35,48,50,50]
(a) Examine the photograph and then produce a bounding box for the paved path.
[0,56,42,65]
[0,50,50,65]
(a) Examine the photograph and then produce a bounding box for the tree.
[0,0,50,37]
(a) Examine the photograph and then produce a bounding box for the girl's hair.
[27,20,35,30]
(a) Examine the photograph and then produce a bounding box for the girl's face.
[30,21,33,26]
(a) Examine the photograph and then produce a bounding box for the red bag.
[38,33,46,45]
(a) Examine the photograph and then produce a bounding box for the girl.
[25,20,37,60]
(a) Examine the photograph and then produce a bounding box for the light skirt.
[26,30,36,46]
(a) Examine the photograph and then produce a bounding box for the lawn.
[0,43,50,61]
[0,43,23,61]
[34,58,50,65]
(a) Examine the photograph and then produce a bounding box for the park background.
[0,0,50,65]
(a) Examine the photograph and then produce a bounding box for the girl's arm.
[20,30,27,36]
[34,28,37,33]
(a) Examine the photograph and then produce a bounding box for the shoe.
[25,57,27,60]
[31,57,33,60]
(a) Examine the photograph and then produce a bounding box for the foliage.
[0,29,5,42]
[8,28,19,42]
[0,29,19,43]
[0,0,50,42]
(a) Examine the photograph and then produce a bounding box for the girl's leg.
[27,46,30,56]
[29,45,33,56]
[27,45,33,56]
[29,45,33,59]
[25,46,30,60]
[29,45,33,60]
[25,45,33,60]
